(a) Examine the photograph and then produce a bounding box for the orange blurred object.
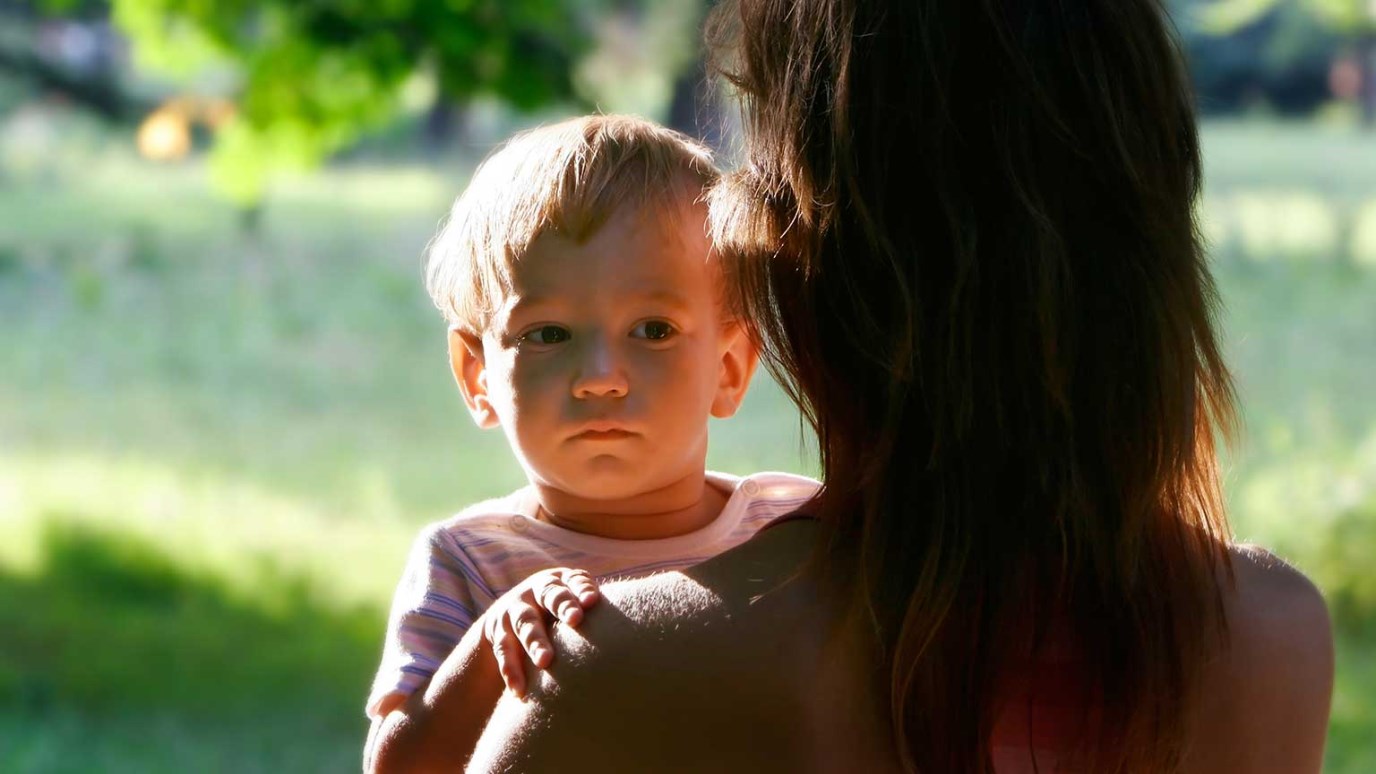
[135,97,239,161]
[136,106,192,161]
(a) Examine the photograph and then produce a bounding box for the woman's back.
[468,523,1331,772]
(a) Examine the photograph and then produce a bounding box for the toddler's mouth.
[571,422,637,441]
[572,428,636,441]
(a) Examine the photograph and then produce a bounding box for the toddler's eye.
[631,320,676,341]
[520,325,571,345]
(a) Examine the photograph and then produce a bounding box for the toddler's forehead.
[467,194,726,334]
[533,198,714,263]
[494,202,723,304]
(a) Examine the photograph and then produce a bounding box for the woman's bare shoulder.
[466,522,827,773]
[1225,543,1333,668]
[1181,543,1334,773]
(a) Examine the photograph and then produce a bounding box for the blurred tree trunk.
[665,0,721,148]
[667,52,722,148]
[1361,33,1376,127]
[238,202,263,235]
[423,100,469,156]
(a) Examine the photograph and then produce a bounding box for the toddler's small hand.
[481,568,600,698]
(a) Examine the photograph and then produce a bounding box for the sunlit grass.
[0,452,412,606]
[0,516,380,773]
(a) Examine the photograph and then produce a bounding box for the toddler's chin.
[542,462,669,502]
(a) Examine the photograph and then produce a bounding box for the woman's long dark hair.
[708,1,1236,770]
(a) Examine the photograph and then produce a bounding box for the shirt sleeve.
[365,522,497,718]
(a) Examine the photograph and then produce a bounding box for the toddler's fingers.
[538,582,586,627]
[490,619,526,697]
[559,568,601,607]
[508,601,554,671]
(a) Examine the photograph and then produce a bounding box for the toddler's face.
[461,203,741,503]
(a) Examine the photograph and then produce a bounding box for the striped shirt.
[365,470,819,717]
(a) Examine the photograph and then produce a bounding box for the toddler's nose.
[572,338,629,399]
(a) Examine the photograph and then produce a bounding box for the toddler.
[364,115,818,763]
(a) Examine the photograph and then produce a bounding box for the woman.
[442,0,1333,770]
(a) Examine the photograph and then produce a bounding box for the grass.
[1,117,1374,771]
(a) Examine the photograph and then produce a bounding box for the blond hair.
[425,115,718,332]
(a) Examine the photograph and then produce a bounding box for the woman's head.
[709,1,1234,770]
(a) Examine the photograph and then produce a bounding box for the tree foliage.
[1181,1,1342,115]
[1192,0,1375,124]
[1198,0,1374,33]
[95,0,594,204]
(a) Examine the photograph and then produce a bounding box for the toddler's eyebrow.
[498,294,557,318]
[487,295,555,332]
[495,290,694,326]
[626,289,692,311]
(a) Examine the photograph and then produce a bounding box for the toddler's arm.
[366,568,600,773]
[366,617,500,773]
[365,523,496,720]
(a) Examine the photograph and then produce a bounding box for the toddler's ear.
[710,321,759,419]
[449,327,500,429]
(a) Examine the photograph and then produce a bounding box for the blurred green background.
[1,0,1373,771]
